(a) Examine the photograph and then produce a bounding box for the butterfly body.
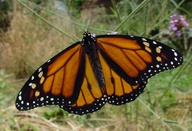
[16,32,183,115]
[82,33,105,89]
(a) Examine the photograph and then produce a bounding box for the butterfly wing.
[96,35,183,105]
[97,50,147,105]
[60,54,107,115]
[16,42,85,110]
[15,41,106,115]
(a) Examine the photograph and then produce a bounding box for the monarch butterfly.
[15,32,183,115]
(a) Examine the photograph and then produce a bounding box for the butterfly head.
[81,32,96,46]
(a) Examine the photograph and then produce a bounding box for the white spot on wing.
[18,96,22,101]
[38,67,42,72]
[31,76,34,80]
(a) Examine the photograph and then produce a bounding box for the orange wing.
[96,35,182,105]
[60,54,107,115]
[16,42,85,110]
[97,51,146,105]
[15,41,106,115]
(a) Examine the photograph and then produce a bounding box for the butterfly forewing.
[96,35,183,84]
[15,42,84,110]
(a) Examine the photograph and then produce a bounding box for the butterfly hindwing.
[97,51,147,105]
[60,54,107,115]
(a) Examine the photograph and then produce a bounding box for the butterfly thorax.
[81,32,105,89]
